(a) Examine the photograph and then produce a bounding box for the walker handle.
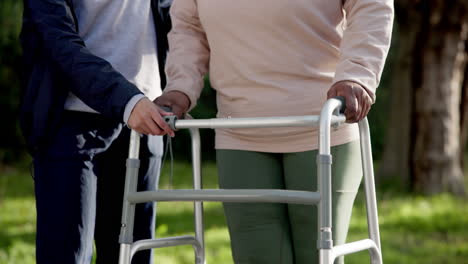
[334,96,346,114]
[160,106,178,130]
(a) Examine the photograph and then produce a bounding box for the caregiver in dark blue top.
[19,0,174,263]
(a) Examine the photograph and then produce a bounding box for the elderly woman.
[156,0,393,263]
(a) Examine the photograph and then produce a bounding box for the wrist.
[123,94,146,124]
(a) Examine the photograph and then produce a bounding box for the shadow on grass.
[0,230,35,250]
[156,203,227,235]
[0,220,35,251]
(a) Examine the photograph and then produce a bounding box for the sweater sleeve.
[163,0,210,111]
[23,0,143,120]
[332,0,394,102]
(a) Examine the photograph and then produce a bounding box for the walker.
[118,97,383,264]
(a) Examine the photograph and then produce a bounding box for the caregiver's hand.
[327,81,373,123]
[154,91,191,119]
[128,97,175,137]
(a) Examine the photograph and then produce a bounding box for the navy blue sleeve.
[23,0,143,119]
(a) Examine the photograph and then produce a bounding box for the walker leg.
[317,98,341,263]
[369,246,383,264]
[118,131,141,264]
[190,128,206,264]
[320,249,334,264]
[359,118,383,263]
[119,244,132,264]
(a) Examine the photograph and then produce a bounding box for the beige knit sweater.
[164,0,394,153]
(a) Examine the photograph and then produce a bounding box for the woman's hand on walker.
[154,91,191,119]
[327,81,373,123]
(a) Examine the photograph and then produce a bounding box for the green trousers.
[216,141,362,264]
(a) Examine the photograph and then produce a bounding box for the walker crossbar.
[165,115,346,130]
[130,236,203,259]
[332,239,382,263]
[118,98,383,264]
[127,189,321,205]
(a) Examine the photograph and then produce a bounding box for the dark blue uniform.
[19,1,172,263]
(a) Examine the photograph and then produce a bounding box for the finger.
[133,122,150,135]
[139,109,164,136]
[128,116,148,135]
[353,102,361,123]
[357,89,371,121]
[139,125,151,136]
[353,86,365,123]
[355,88,365,123]
[145,117,163,136]
[343,92,358,123]
[151,110,175,137]
[327,88,338,99]
[361,96,372,121]
[357,98,366,121]
[160,111,174,117]
[157,107,174,116]
[356,91,366,121]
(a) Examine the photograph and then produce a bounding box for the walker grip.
[334,96,346,114]
[160,106,178,130]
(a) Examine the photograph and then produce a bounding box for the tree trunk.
[382,0,467,195]
[378,27,417,187]
[460,44,468,170]
[412,28,467,195]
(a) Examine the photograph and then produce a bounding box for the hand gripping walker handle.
[160,106,178,130]
[334,96,346,114]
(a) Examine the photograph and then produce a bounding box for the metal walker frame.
[118,98,383,264]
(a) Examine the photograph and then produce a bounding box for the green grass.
[1,160,467,264]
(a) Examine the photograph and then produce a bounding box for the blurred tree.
[461,56,468,169]
[379,0,467,195]
[0,0,24,163]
